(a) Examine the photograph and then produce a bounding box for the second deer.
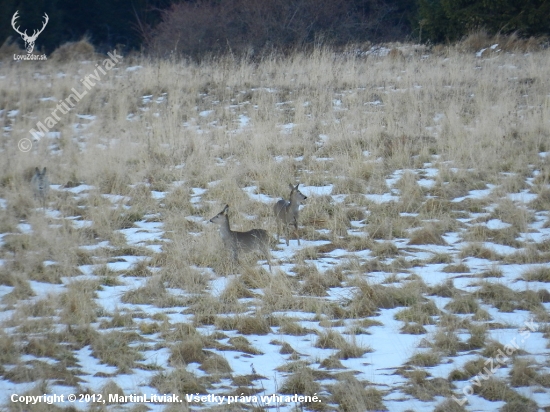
[31,167,49,209]
[209,204,272,272]
[273,183,307,246]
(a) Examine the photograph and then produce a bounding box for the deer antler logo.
[11,11,49,54]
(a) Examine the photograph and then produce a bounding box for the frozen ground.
[1,46,549,412]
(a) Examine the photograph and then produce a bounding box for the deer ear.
[295,183,300,189]
[223,205,229,214]
[35,167,40,173]
[42,167,47,174]
[288,183,294,190]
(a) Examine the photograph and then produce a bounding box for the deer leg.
[285,224,290,246]
[263,245,272,273]
[293,219,300,245]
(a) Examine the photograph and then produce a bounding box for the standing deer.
[273,183,307,246]
[31,167,49,209]
[11,11,49,54]
[209,205,272,272]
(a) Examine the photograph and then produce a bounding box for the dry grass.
[463,225,521,247]
[442,262,470,273]
[459,243,503,260]
[226,336,263,355]
[402,369,453,401]
[429,279,460,298]
[365,203,411,239]
[315,330,371,359]
[408,224,447,245]
[449,357,488,381]
[0,330,20,365]
[458,30,544,53]
[427,252,453,264]
[199,353,232,375]
[121,276,186,307]
[371,241,401,257]
[491,198,535,232]
[346,279,426,317]
[477,265,504,278]
[330,374,385,411]
[49,38,98,62]
[279,366,320,397]
[444,294,480,314]
[169,335,207,365]
[434,398,468,412]
[465,324,487,349]
[150,369,207,397]
[481,339,524,359]
[1,39,550,409]
[473,281,543,312]
[186,294,246,326]
[430,329,461,356]
[401,321,427,334]
[216,313,272,335]
[99,311,135,329]
[406,350,442,367]
[509,358,539,387]
[58,280,100,325]
[521,266,550,282]
[278,318,311,336]
[90,331,145,373]
[394,301,441,325]
[473,377,535,407]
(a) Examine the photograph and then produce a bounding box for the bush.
[147,0,414,58]
[418,0,550,44]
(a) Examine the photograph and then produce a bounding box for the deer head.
[11,11,49,54]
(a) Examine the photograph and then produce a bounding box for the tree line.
[1,0,548,57]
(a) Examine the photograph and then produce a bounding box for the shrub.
[418,1,550,44]
[147,0,413,59]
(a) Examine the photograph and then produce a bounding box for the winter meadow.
[1,35,550,411]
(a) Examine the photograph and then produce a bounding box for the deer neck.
[289,199,300,214]
[218,217,233,239]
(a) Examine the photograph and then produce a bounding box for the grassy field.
[1,35,550,411]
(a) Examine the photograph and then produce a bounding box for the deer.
[31,167,49,209]
[209,205,272,272]
[11,11,49,54]
[273,183,307,246]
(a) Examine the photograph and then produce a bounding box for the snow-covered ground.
[1,45,549,412]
